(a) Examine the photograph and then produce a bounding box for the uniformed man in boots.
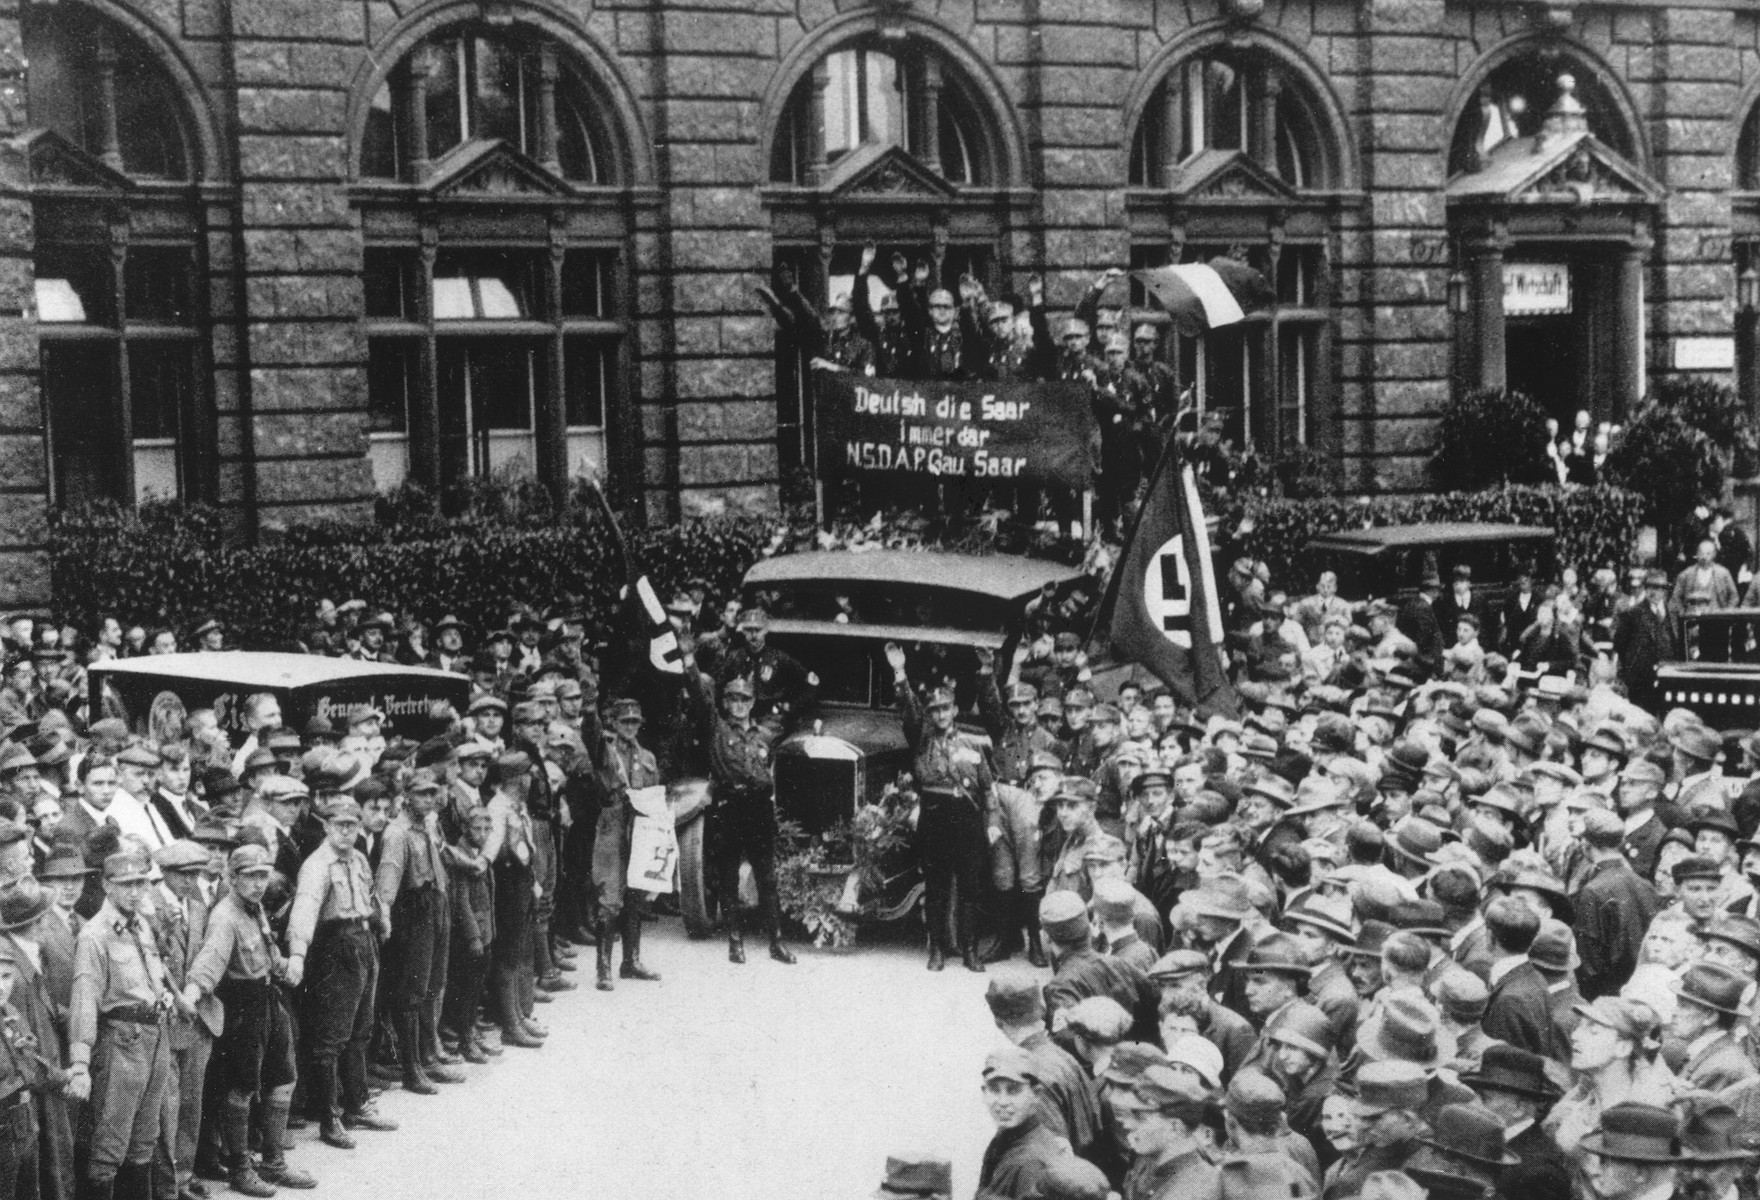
[286,797,396,1151]
[678,636,795,965]
[68,850,187,1200]
[150,840,221,1200]
[586,698,662,990]
[374,770,459,1095]
[886,641,993,973]
[182,843,314,1196]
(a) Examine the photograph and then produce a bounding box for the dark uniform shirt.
[715,645,818,727]
[1043,947,1161,1047]
[978,1117,1070,1200]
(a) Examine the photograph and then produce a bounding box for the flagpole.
[1084,430,1183,654]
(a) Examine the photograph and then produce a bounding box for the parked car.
[1300,522,1557,649]
[90,651,470,746]
[1657,609,1760,730]
[672,549,1091,938]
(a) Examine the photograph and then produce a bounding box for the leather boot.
[727,900,746,964]
[927,934,947,972]
[1023,890,1048,968]
[497,979,544,1047]
[956,894,984,973]
[223,1098,276,1199]
[258,1097,315,1189]
[618,908,660,981]
[312,1059,354,1150]
[765,896,796,965]
[84,1175,117,1200]
[394,1012,437,1095]
[595,919,615,991]
[983,892,1021,964]
[113,1161,145,1200]
[459,1033,489,1065]
[418,1010,464,1083]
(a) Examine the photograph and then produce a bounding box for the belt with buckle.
[101,1003,164,1025]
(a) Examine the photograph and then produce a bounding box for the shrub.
[1602,401,1724,557]
[1222,483,1648,588]
[49,498,771,647]
[1431,388,1555,491]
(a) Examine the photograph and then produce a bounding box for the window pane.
[1278,325,1315,448]
[564,337,606,428]
[125,248,194,323]
[364,249,415,319]
[35,279,86,323]
[129,342,188,441]
[115,54,189,178]
[471,342,537,430]
[556,90,600,182]
[42,343,122,507]
[424,37,467,159]
[472,37,527,149]
[367,339,415,433]
[433,249,540,320]
[561,251,611,317]
[1277,247,1322,308]
[363,84,399,179]
[35,247,114,327]
[823,49,904,158]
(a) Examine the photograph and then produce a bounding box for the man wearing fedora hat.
[1674,1101,1755,1200]
[1112,1063,1220,1200]
[1698,914,1760,980]
[1236,935,1323,1062]
[428,616,473,675]
[1576,808,1664,1000]
[0,878,75,1200]
[1461,1044,1568,1187]
[1327,1060,1430,1198]
[1403,1103,1520,1198]
[1666,962,1758,1092]
[1613,760,1669,883]
[1579,1102,1687,1200]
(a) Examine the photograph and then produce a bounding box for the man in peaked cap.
[1611,569,1675,710]
[151,838,221,1198]
[886,641,993,973]
[583,693,664,990]
[976,650,1064,788]
[69,850,189,1200]
[975,1046,1068,1200]
[375,768,460,1095]
[713,605,818,728]
[676,634,795,967]
[1040,890,1161,1047]
[984,967,1100,1161]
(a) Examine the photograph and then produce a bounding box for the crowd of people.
[3,501,1760,1200]
[847,534,1760,1200]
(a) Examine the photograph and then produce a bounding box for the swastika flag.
[1095,441,1236,716]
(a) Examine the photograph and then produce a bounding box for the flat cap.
[116,744,160,768]
[152,840,210,872]
[1039,890,1090,942]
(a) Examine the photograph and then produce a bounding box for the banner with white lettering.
[815,374,1095,490]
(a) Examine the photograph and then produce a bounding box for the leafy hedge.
[1223,484,1649,589]
[49,495,771,648]
[1431,388,1554,492]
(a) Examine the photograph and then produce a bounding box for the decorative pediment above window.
[1447,130,1662,208]
[1168,148,1296,204]
[820,143,959,201]
[1,129,133,196]
[423,138,574,199]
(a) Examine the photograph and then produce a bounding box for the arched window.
[361,29,612,184]
[1125,43,1348,459]
[23,5,208,508]
[769,38,992,186]
[1128,48,1335,190]
[354,25,633,499]
[1448,49,1635,178]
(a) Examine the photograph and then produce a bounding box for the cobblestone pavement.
[297,918,1009,1200]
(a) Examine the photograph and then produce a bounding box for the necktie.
[121,917,162,1003]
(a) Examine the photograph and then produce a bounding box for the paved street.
[300,919,1008,1200]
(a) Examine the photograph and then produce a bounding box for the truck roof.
[90,651,462,689]
[742,550,1085,603]
[1305,523,1555,552]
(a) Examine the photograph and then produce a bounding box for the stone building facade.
[0,0,1755,606]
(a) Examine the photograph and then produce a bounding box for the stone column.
[410,228,440,491]
[1612,230,1649,422]
[93,32,122,172]
[540,218,568,499]
[805,58,829,187]
[1468,227,1507,393]
[536,44,561,176]
[109,218,134,501]
[400,53,432,185]
[1160,74,1185,187]
[917,56,943,177]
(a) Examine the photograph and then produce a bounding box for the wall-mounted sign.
[1673,337,1736,371]
[1504,263,1572,315]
